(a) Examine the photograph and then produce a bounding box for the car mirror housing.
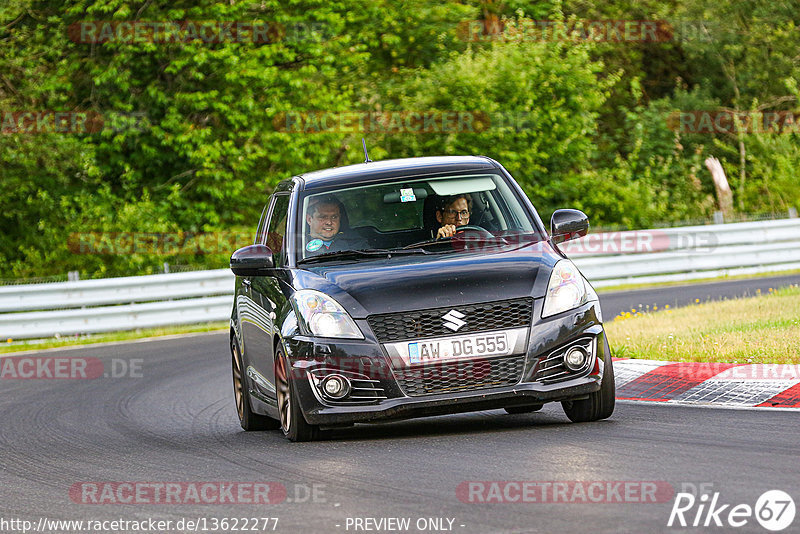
[230,244,274,276]
[550,209,589,244]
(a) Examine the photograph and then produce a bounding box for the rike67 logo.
[668,488,795,531]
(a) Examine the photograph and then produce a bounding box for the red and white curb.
[613,358,800,409]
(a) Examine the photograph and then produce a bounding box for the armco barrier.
[571,218,800,287]
[0,218,798,339]
[0,296,233,339]
[0,269,234,312]
[0,270,235,339]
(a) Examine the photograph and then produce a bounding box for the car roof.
[295,155,499,190]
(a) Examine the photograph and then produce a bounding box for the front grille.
[308,368,387,405]
[368,298,533,343]
[395,355,525,396]
[536,352,571,384]
[534,337,595,384]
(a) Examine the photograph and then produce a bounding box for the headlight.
[542,260,589,318]
[292,290,363,339]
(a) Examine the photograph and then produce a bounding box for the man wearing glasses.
[435,194,472,239]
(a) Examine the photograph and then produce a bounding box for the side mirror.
[550,209,589,244]
[230,244,274,276]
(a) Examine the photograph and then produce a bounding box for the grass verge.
[605,285,800,363]
[0,322,228,354]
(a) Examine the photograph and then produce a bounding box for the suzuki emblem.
[442,310,466,332]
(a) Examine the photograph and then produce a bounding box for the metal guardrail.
[1,218,798,339]
[0,269,234,312]
[0,296,233,340]
[569,218,800,287]
[0,268,235,339]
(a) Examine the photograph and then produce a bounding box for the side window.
[265,194,290,265]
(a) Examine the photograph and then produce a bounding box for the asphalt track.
[1,275,799,534]
[598,272,800,318]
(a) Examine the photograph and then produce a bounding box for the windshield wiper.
[402,239,450,250]
[402,236,508,250]
[297,248,430,265]
[403,232,537,252]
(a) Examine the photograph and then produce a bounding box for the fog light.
[321,374,351,399]
[563,347,587,371]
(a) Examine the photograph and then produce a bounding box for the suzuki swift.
[229,156,614,441]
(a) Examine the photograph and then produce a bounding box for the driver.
[435,194,472,239]
[304,195,366,256]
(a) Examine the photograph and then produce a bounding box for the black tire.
[504,404,543,414]
[562,349,615,423]
[231,337,280,431]
[275,346,320,442]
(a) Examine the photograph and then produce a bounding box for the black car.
[229,155,614,441]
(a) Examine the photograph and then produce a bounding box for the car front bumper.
[283,299,607,426]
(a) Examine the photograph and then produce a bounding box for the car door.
[247,193,291,403]
[238,198,275,400]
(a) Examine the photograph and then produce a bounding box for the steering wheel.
[403,225,495,250]
[450,225,499,251]
[454,225,493,237]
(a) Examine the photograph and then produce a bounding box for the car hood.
[291,243,561,318]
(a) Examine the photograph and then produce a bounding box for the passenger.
[435,194,473,239]
[304,195,366,255]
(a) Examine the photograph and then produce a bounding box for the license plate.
[408,332,509,364]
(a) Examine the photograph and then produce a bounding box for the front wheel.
[562,350,615,423]
[275,346,320,442]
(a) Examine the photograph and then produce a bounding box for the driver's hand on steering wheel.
[436,224,457,239]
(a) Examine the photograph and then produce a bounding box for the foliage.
[1,0,799,278]
[380,31,618,221]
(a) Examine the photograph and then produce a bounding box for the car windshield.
[296,172,542,262]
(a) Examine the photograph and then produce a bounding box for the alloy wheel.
[275,352,291,434]
[232,342,244,421]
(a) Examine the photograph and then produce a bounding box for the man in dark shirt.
[304,195,366,256]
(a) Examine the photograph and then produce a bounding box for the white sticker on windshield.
[400,188,416,202]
